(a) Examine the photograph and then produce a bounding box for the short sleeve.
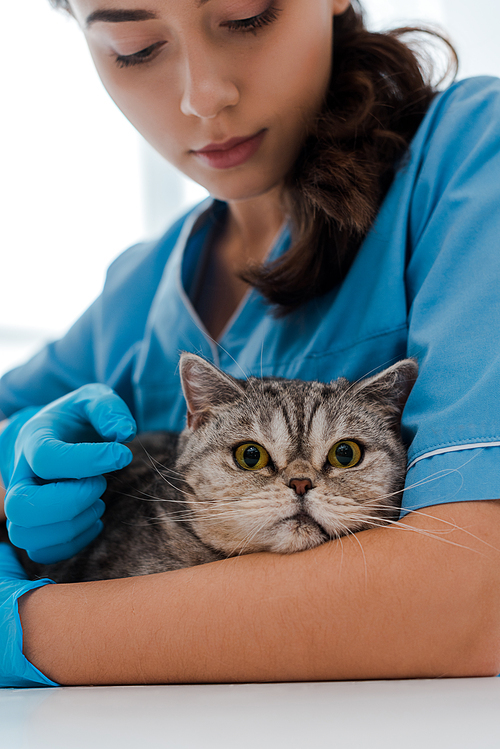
[400,77,500,515]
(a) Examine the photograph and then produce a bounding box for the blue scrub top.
[2,76,500,517]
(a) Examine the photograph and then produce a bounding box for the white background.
[1,0,499,377]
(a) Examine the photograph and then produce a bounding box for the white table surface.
[1,678,499,749]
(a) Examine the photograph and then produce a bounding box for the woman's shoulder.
[414,76,500,157]
[435,75,500,106]
[398,75,500,214]
[436,76,500,129]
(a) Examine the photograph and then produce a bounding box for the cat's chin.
[269,513,330,554]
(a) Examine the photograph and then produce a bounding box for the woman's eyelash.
[115,42,164,69]
[224,5,282,34]
[114,5,282,67]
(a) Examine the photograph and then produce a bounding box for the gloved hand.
[1,384,136,564]
[0,542,59,687]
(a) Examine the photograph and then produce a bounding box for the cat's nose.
[289,478,313,496]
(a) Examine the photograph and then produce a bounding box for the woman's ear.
[332,0,351,15]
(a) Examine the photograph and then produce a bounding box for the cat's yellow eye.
[328,440,362,468]
[235,443,270,471]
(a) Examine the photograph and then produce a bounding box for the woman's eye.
[235,443,270,471]
[327,441,363,469]
[224,5,282,34]
[114,42,165,69]
[112,6,281,68]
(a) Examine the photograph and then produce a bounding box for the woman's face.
[70,0,350,202]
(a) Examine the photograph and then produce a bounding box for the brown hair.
[241,2,458,313]
[50,1,457,314]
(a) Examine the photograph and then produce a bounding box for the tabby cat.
[20,353,417,583]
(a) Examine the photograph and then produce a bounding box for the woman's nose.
[180,50,239,119]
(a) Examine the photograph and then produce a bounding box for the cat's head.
[175,353,418,556]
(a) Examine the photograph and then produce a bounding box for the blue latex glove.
[0,543,59,687]
[1,384,136,564]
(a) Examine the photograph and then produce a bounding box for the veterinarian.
[2,0,500,687]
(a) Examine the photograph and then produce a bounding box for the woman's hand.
[1,385,136,564]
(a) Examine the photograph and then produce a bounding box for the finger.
[7,500,105,550]
[27,438,133,480]
[26,519,104,565]
[72,384,137,442]
[5,475,107,526]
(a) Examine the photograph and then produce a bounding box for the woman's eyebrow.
[86,9,158,27]
[85,2,212,28]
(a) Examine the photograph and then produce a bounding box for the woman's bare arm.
[18,500,500,685]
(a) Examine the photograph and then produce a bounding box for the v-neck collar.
[179,198,291,350]
[132,197,291,431]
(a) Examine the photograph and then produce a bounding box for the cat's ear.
[351,359,418,424]
[179,353,245,430]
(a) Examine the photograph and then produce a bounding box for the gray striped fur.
[20,354,417,583]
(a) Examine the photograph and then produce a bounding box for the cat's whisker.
[335,532,346,577]
[212,339,251,382]
[357,505,460,537]
[386,507,500,554]
[121,507,257,525]
[336,511,494,556]
[179,505,277,522]
[171,497,260,511]
[134,441,195,488]
[152,500,274,521]
[188,489,285,506]
[135,439,176,471]
[230,514,271,558]
[329,464,471,511]
[136,455,185,479]
[153,466,186,480]
[168,508,255,520]
[130,504,488,558]
[127,453,191,495]
[151,464,186,480]
[151,475,198,498]
[108,489,260,518]
[110,488,186,504]
[335,523,369,591]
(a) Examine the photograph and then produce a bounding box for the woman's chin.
[198,173,286,205]
[171,151,284,204]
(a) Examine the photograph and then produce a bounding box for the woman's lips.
[192,130,266,169]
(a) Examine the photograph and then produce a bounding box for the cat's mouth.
[285,511,328,536]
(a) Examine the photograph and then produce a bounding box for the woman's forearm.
[19,500,500,685]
